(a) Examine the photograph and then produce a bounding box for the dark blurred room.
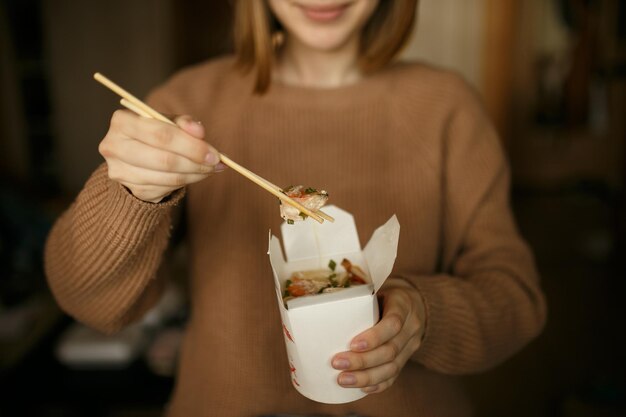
[0,0,624,416]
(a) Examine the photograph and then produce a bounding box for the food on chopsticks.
[280,185,329,224]
[283,259,368,302]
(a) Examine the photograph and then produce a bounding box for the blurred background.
[0,0,624,416]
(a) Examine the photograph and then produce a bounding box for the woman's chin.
[291,31,355,53]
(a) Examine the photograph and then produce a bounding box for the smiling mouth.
[298,3,352,23]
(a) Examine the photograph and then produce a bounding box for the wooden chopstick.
[120,98,151,119]
[95,73,325,223]
[95,73,171,124]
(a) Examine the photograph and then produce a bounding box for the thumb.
[174,115,205,139]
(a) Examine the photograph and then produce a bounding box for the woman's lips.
[299,3,350,23]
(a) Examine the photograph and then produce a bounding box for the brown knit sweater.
[45,57,546,417]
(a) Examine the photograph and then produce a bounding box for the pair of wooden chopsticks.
[93,73,334,224]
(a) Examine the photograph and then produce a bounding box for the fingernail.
[213,162,226,173]
[204,152,219,165]
[338,373,356,385]
[332,358,350,370]
[351,340,368,351]
[183,119,204,137]
[183,118,201,127]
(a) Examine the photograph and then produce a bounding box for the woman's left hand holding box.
[331,278,427,394]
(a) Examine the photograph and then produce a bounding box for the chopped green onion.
[304,187,317,194]
[287,219,294,225]
[328,259,336,271]
[285,279,292,287]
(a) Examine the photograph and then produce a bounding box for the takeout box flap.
[279,205,361,262]
[268,234,286,302]
[363,214,400,293]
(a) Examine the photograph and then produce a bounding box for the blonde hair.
[234,1,418,94]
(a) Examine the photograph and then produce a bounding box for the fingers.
[333,338,403,371]
[109,161,211,188]
[101,137,213,174]
[337,361,399,388]
[174,115,204,139]
[348,290,412,354]
[334,335,419,392]
[331,286,426,394]
[335,338,417,392]
[112,110,219,165]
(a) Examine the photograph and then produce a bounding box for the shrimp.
[283,259,369,301]
[280,185,329,224]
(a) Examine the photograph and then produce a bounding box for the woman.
[45,1,547,416]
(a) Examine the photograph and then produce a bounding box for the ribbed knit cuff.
[399,275,451,369]
[99,180,185,250]
[110,180,186,209]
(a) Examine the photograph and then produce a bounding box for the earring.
[272,30,285,49]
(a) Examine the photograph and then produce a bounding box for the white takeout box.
[268,205,400,404]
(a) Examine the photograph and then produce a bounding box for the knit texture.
[45,56,546,417]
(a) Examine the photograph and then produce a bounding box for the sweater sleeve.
[403,81,547,374]
[44,164,185,334]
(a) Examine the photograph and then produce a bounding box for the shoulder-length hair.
[234,0,418,94]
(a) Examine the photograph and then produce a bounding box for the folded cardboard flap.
[280,205,361,263]
[363,213,400,293]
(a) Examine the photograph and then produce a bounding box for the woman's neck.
[274,36,362,88]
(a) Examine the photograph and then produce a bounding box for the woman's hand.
[331,279,426,394]
[99,110,223,203]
